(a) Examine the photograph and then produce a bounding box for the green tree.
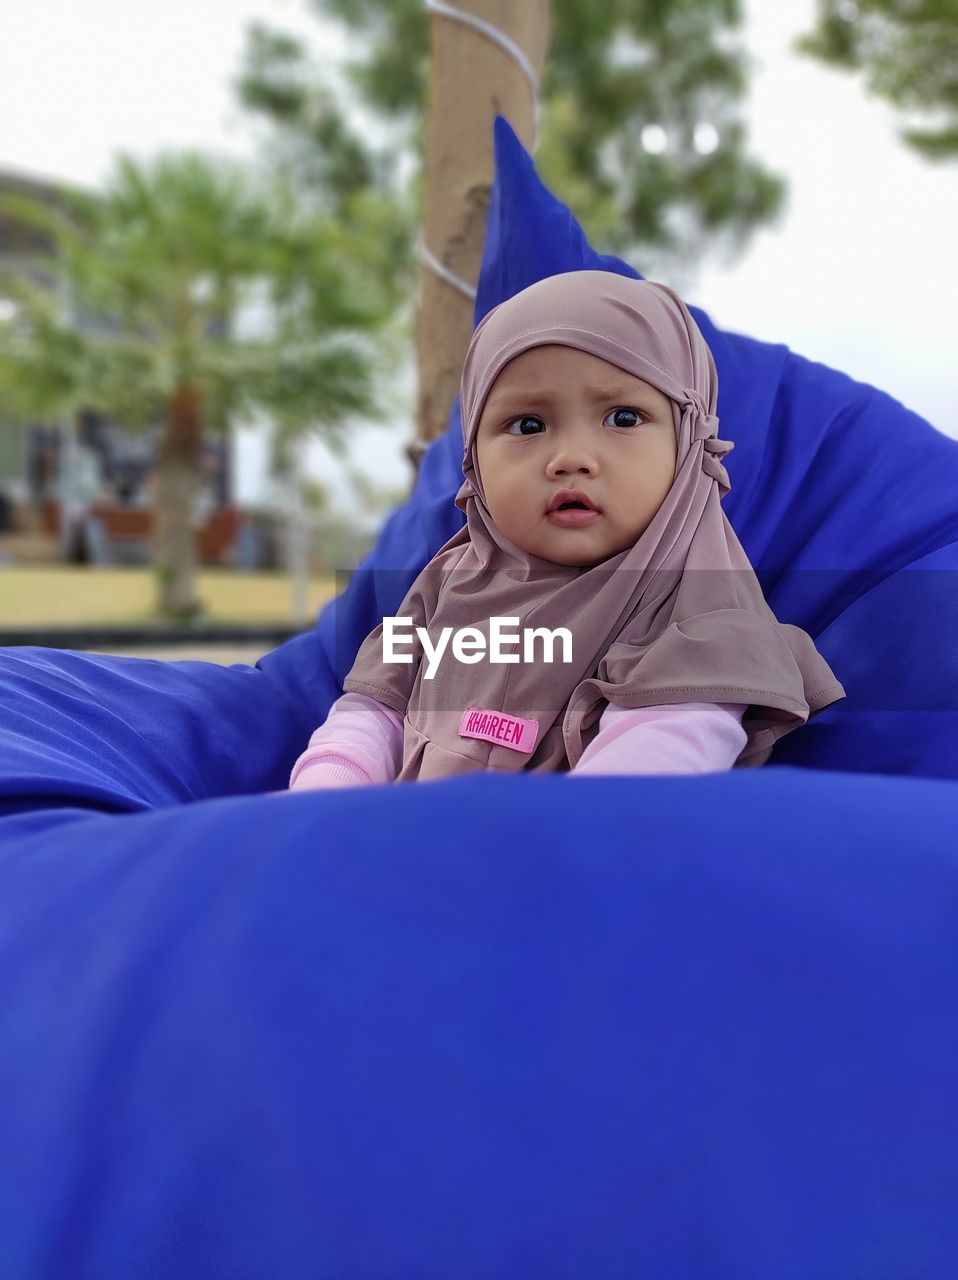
[235,0,788,284]
[794,0,958,161]
[0,149,415,621]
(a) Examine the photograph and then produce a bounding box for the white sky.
[2,0,956,510]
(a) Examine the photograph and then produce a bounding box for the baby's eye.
[603,407,647,429]
[504,415,546,436]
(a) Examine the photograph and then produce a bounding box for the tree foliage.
[794,0,958,161]
[235,0,789,282]
[0,152,412,445]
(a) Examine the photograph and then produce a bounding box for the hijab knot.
[687,404,734,497]
[454,475,478,512]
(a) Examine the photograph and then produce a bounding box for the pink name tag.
[458,706,540,754]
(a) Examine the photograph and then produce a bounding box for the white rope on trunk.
[417,232,477,302]
[421,0,541,300]
[425,0,542,125]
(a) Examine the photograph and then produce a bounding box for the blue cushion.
[1,769,957,1276]
[2,113,957,1277]
[0,638,327,814]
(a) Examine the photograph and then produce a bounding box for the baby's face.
[474,345,678,566]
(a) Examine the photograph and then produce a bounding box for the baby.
[287,270,845,789]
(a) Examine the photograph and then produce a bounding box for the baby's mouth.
[545,493,603,528]
[546,489,601,515]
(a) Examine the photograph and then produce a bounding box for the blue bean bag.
[2,115,957,1277]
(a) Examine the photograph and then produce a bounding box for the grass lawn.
[0,566,338,627]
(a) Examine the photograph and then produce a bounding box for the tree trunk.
[283,437,311,627]
[153,383,205,623]
[413,0,550,470]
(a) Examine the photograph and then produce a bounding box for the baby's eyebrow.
[485,386,649,411]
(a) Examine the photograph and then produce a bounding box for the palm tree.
[0,149,415,621]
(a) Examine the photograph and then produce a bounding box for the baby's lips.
[546,490,601,514]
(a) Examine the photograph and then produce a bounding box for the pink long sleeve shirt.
[287,691,750,790]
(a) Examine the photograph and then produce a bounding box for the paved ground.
[84,644,273,665]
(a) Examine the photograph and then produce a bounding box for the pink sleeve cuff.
[288,691,404,790]
[570,701,750,777]
[288,755,373,791]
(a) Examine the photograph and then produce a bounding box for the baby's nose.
[552,461,595,476]
[548,444,598,475]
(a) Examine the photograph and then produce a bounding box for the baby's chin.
[496,519,633,567]
[530,539,624,568]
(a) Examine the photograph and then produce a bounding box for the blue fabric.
[0,640,325,814]
[1,113,957,1276]
[2,770,958,1277]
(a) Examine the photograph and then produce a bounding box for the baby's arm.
[569,701,749,777]
[287,691,404,791]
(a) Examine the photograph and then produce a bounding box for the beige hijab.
[344,270,846,781]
